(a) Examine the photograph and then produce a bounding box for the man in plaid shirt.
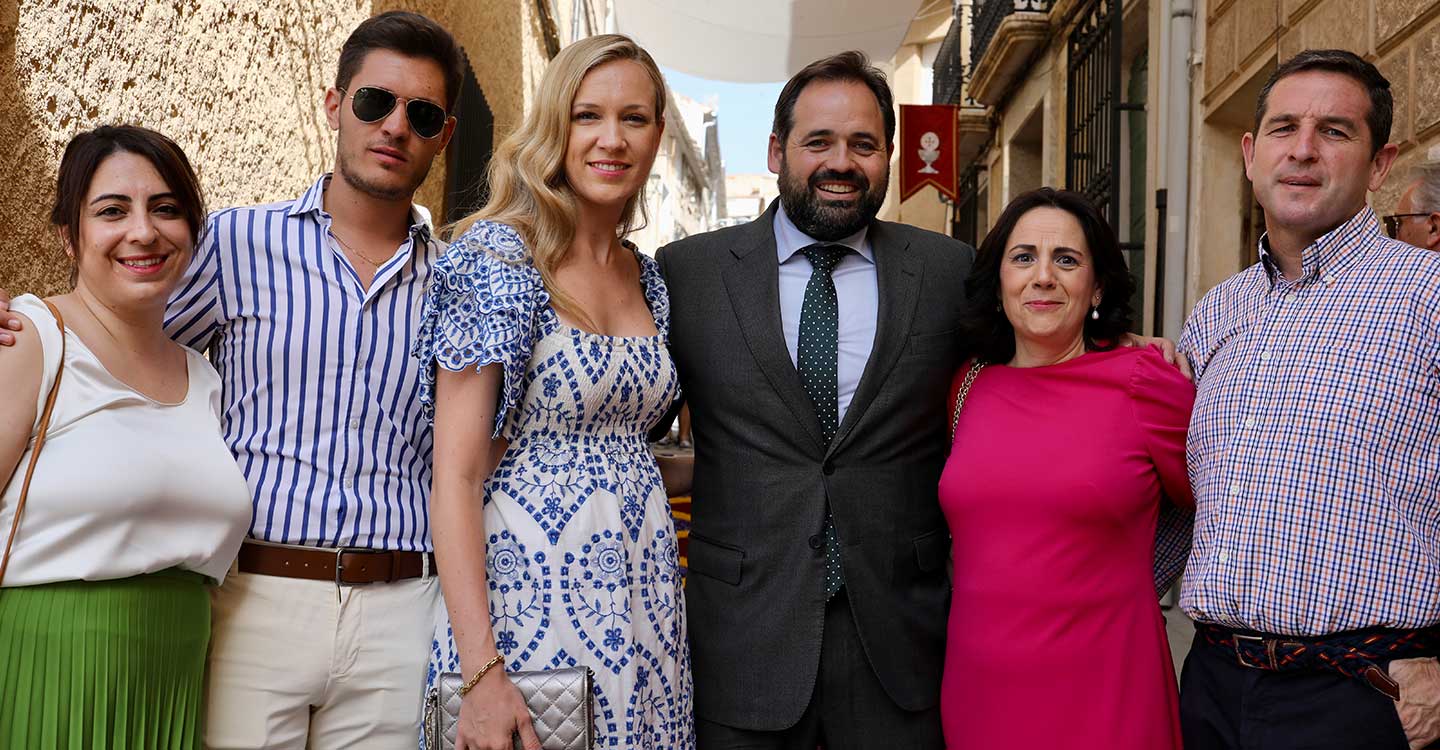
[1178,49,1440,750]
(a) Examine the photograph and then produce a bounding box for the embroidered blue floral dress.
[414,220,692,748]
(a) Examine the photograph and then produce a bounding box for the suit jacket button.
[808,534,823,550]
[822,461,835,475]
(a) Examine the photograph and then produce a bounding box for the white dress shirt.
[774,202,879,424]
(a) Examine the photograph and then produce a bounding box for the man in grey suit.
[657,52,969,748]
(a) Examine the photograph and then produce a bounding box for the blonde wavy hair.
[453,34,667,325]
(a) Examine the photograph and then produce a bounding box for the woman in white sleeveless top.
[0,126,250,749]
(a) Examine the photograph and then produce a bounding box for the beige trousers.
[203,567,440,749]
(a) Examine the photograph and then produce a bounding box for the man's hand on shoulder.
[1119,333,1194,381]
[0,288,21,346]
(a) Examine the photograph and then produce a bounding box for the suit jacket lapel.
[828,221,919,457]
[722,206,828,451]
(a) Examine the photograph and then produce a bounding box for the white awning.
[614,0,927,83]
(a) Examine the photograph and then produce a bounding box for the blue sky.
[662,67,783,176]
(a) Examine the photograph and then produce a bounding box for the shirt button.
[343,478,354,488]
[1229,483,1240,496]
[1245,418,1257,428]
[1260,351,1271,362]
[1218,550,1229,563]
[349,418,362,430]
[1285,293,1297,303]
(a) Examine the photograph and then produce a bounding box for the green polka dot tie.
[798,243,847,599]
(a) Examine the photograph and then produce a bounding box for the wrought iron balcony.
[972,0,1053,73]
[933,4,967,106]
[968,0,1053,105]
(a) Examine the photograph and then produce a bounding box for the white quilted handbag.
[423,666,594,750]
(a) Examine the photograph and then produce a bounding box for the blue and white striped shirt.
[164,174,441,552]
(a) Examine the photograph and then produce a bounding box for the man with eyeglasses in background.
[0,11,461,748]
[1384,159,1440,252]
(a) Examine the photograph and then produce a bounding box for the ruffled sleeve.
[412,221,548,439]
[1128,346,1197,595]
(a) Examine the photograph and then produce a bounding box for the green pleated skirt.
[0,568,212,750]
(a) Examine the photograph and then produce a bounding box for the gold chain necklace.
[329,227,392,268]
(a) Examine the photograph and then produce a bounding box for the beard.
[335,136,431,202]
[777,157,888,241]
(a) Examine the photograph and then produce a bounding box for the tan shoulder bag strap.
[949,360,986,443]
[0,300,67,586]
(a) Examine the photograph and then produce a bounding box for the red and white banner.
[899,104,958,202]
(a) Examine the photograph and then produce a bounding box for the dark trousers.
[1180,629,1410,750]
[695,590,943,750]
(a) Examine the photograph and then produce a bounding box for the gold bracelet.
[459,653,505,697]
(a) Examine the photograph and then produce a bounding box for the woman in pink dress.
[939,188,1195,749]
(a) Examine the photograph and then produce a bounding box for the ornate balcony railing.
[933,5,966,106]
[970,0,1052,78]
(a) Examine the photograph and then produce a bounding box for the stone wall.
[1202,0,1440,217]
[0,0,549,296]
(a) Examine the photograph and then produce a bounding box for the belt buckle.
[334,547,349,588]
[334,547,395,588]
[1232,633,1277,670]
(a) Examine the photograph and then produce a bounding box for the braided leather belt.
[238,541,434,586]
[1197,622,1440,701]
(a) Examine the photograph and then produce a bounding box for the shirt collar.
[773,200,874,265]
[286,173,434,244]
[1257,205,1380,283]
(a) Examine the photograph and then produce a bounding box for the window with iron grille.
[1065,0,1146,331]
[934,3,965,106]
[1065,0,1123,223]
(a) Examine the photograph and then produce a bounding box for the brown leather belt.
[238,541,434,585]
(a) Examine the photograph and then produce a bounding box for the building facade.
[0,0,615,295]
[723,173,780,224]
[933,0,1440,335]
[630,89,724,253]
[878,0,959,234]
[1193,0,1440,300]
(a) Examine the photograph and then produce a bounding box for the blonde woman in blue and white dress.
[414,35,694,750]
[0,126,250,749]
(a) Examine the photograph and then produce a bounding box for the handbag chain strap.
[948,360,986,443]
[0,299,67,587]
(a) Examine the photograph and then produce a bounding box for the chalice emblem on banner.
[918,132,941,174]
[899,104,958,201]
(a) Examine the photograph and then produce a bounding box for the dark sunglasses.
[1382,213,1429,238]
[340,86,449,139]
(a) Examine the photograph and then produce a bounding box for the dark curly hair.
[961,187,1135,364]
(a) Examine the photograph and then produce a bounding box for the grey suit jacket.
[658,203,975,730]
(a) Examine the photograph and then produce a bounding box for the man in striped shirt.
[181,14,461,748]
[1178,49,1440,750]
[0,12,462,748]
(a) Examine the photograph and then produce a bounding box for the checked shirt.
[1179,207,1440,636]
